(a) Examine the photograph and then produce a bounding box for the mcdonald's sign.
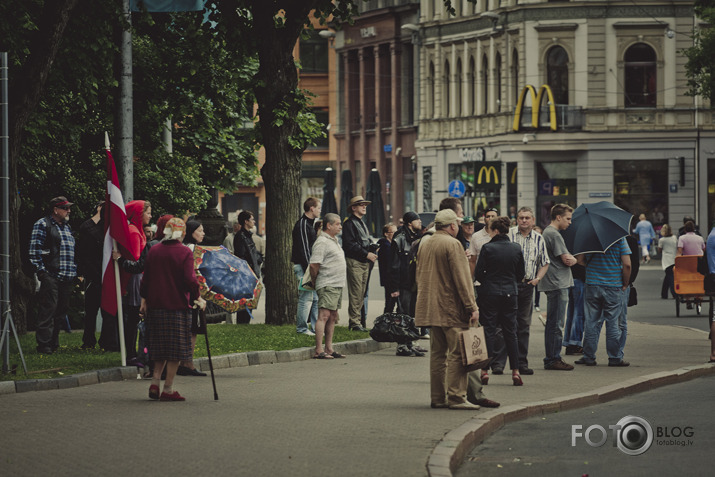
[512,84,557,132]
[474,161,501,190]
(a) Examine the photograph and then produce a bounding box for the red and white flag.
[101,145,132,316]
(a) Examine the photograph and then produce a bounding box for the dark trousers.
[123,302,140,360]
[383,289,399,314]
[662,265,675,299]
[480,294,520,371]
[82,280,101,347]
[35,274,73,350]
[492,282,533,370]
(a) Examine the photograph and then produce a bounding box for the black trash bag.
[370,313,421,344]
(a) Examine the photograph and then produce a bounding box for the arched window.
[512,48,519,104]
[482,54,489,115]
[546,45,569,105]
[495,52,502,111]
[428,61,435,118]
[456,58,463,117]
[624,43,657,107]
[469,56,476,115]
[444,59,451,117]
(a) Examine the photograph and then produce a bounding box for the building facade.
[416,0,715,231]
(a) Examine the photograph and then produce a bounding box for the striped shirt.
[29,216,77,281]
[508,227,549,281]
[585,238,631,287]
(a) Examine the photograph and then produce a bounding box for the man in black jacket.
[342,196,377,332]
[233,210,261,324]
[77,201,106,349]
[291,197,321,335]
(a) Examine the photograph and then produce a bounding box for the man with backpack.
[28,196,77,354]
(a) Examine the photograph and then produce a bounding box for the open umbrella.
[340,169,354,220]
[365,168,385,236]
[322,168,338,215]
[561,201,633,255]
[193,245,262,312]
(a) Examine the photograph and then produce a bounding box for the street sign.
[448,179,466,198]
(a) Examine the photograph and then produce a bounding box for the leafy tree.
[685,1,715,101]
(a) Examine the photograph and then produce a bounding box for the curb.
[426,363,715,477]
[0,338,394,395]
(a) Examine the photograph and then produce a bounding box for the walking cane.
[194,305,218,400]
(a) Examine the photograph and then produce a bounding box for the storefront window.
[536,161,577,230]
[614,160,667,231]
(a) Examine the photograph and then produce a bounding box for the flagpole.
[106,132,127,366]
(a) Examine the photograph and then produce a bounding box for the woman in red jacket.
[140,218,205,401]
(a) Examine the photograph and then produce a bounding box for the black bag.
[370,313,421,344]
[627,285,637,307]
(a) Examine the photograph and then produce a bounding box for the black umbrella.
[340,169,354,220]
[365,168,385,237]
[322,168,338,216]
[561,201,633,255]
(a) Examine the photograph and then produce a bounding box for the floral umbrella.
[193,245,262,312]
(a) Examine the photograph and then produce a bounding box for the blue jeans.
[544,288,568,365]
[618,286,630,361]
[293,264,318,333]
[583,284,623,363]
[563,279,585,347]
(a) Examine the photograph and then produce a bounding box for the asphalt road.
[456,374,714,477]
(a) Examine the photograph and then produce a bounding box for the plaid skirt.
[146,308,192,361]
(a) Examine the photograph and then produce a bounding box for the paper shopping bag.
[458,325,491,371]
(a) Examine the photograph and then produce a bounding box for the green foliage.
[685,1,715,101]
[271,89,326,151]
[1,324,370,381]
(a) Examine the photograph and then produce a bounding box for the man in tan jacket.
[415,209,481,410]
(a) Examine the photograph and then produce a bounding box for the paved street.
[1,267,714,476]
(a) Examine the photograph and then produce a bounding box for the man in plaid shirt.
[28,196,77,354]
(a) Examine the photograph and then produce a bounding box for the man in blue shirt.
[575,238,631,367]
[28,196,77,354]
[705,226,715,363]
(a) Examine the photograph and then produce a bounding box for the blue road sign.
[448,180,466,198]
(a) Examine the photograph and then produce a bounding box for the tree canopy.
[685,1,715,101]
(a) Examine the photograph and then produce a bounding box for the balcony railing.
[515,105,584,131]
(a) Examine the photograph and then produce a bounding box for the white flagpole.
[106,132,127,366]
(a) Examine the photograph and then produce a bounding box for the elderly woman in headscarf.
[140,218,205,401]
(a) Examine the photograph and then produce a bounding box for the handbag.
[299,266,314,291]
[458,325,492,371]
[369,313,421,344]
[627,284,637,307]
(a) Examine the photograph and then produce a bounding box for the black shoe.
[575,357,597,366]
[518,367,534,375]
[491,368,504,375]
[411,349,425,357]
[176,365,193,376]
[36,346,53,355]
[350,326,368,332]
[608,360,630,367]
[565,345,584,355]
[396,347,413,357]
[188,368,207,376]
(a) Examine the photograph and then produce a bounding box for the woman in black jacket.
[475,216,526,386]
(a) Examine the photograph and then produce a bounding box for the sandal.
[329,352,346,359]
[313,352,334,359]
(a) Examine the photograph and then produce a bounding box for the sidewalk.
[1,312,713,476]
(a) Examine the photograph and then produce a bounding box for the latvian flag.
[100,146,132,316]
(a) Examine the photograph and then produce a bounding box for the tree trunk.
[251,3,314,325]
[7,0,79,333]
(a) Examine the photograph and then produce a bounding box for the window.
[444,59,451,117]
[512,49,519,104]
[456,58,463,117]
[482,54,489,114]
[546,46,569,105]
[614,160,668,227]
[624,43,657,107]
[495,53,502,111]
[428,61,435,118]
[469,56,476,115]
[299,30,328,73]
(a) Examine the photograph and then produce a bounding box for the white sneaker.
[302,330,315,336]
[449,402,481,410]
[534,306,540,312]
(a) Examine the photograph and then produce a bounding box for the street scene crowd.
[28,193,715,405]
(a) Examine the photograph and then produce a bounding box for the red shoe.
[160,391,186,401]
[148,384,160,400]
[480,371,489,385]
[512,373,523,386]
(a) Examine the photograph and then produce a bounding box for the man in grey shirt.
[540,204,577,370]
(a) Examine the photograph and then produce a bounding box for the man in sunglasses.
[28,196,77,354]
